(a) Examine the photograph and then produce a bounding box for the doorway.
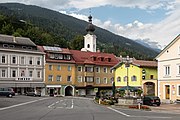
[65,86,73,96]
[165,85,170,99]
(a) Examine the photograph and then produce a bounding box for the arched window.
[117,76,121,82]
[87,44,90,48]
[131,75,137,81]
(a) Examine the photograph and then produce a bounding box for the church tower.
[83,15,97,52]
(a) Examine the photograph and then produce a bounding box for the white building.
[0,34,45,95]
[82,15,97,52]
[155,34,180,102]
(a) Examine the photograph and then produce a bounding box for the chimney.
[97,48,100,53]
[13,36,16,43]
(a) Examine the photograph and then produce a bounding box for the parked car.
[26,91,41,97]
[142,96,161,106]
[0,87,15,97]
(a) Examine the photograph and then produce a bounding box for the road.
[0,96,180,120]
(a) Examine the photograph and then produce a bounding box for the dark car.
[0,87,15,97]
[142,96,161,106]
[26,91,41,97]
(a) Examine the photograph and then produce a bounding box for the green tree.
[1,23,14,35]
[70,35,84,50]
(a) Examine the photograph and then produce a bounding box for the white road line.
[130,115,171,119]
[107,107,130,117]
[0,98,49,111]
[48,103,55,108]
[107,107,171,119]
[71,99,74,109]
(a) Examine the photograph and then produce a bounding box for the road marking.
[107,107,130,117]
[71,99,74,109]
[130,115,171,119]
[0,98,49,111]
[108,107,171,119]
[48,103,55,108]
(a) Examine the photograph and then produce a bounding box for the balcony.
[16,77,32,81]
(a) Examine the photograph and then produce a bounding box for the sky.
[0,0,180,49]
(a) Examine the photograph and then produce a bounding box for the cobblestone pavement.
[150,103,180,114]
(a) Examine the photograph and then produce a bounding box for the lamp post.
[125,56,130,97]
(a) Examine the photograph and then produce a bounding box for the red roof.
[132,59,157,67]
[70,50,119,66]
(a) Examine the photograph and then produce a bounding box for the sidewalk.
[150,103,180,114]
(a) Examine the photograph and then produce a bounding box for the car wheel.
[157,104,160,106]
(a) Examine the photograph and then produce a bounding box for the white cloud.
[0,0,179,49]
[0,0,174,10]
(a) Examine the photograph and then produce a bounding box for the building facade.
[112,58,157,96]
[38,46,76,96]
[0,34,45,95]
[70,50,119,96]
[156,34,180,102]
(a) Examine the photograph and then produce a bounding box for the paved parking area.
[0,95,48,108]
[150,103,180,114]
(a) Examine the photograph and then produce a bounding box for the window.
[150,75,154,79]
[124,76,127,82]
[131,75,137,81]
[37,57,41,65]
[37,71,41,78]
[96,67,100,73]
[85,67,94,72]
[9,45,14,48]
[20,57,25,64]
[110,69,113,73]
[87,44,90,48]
[1,55,5,63]
[29,71,33,77]
[178,85,180,96]
[56,75,61,81]
[12,56,16,64]
[49,65,52,70]
[77,76,82,82]
[110,77,114,84]
[20,70,25,76]
[68,66,71,71]
[29,57,33,65]
[77,66,82,72]
[165,66,170,76]
[103,67,107,73]
[12,70,16,77]
[103,77,107,84]
[64,55,71,60]
[3,44,8,48]
[67,76,71,82]
[48,75,53,81]
[117,77,121,82]
[85,76,94,82]
[1,70,6,77]
[96,77,100,84]
[57,65,61,71]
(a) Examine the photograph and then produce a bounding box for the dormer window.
[107,58,111,62]
[27,47,32,50]
[22,46,27,49]
[101,57,104,61]
[9,45,15,48]
[3,44,8,48]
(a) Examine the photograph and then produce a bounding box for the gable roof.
[0,34,36,46]
[70,50,119,66]
[111,58,157,70]
[155,34,180,59]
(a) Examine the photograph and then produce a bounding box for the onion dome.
[86,15,95,33]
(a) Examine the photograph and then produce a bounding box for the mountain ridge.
[0,3,159,60]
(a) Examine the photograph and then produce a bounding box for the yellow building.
[112,57,158,96]
[38,46,76,96]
